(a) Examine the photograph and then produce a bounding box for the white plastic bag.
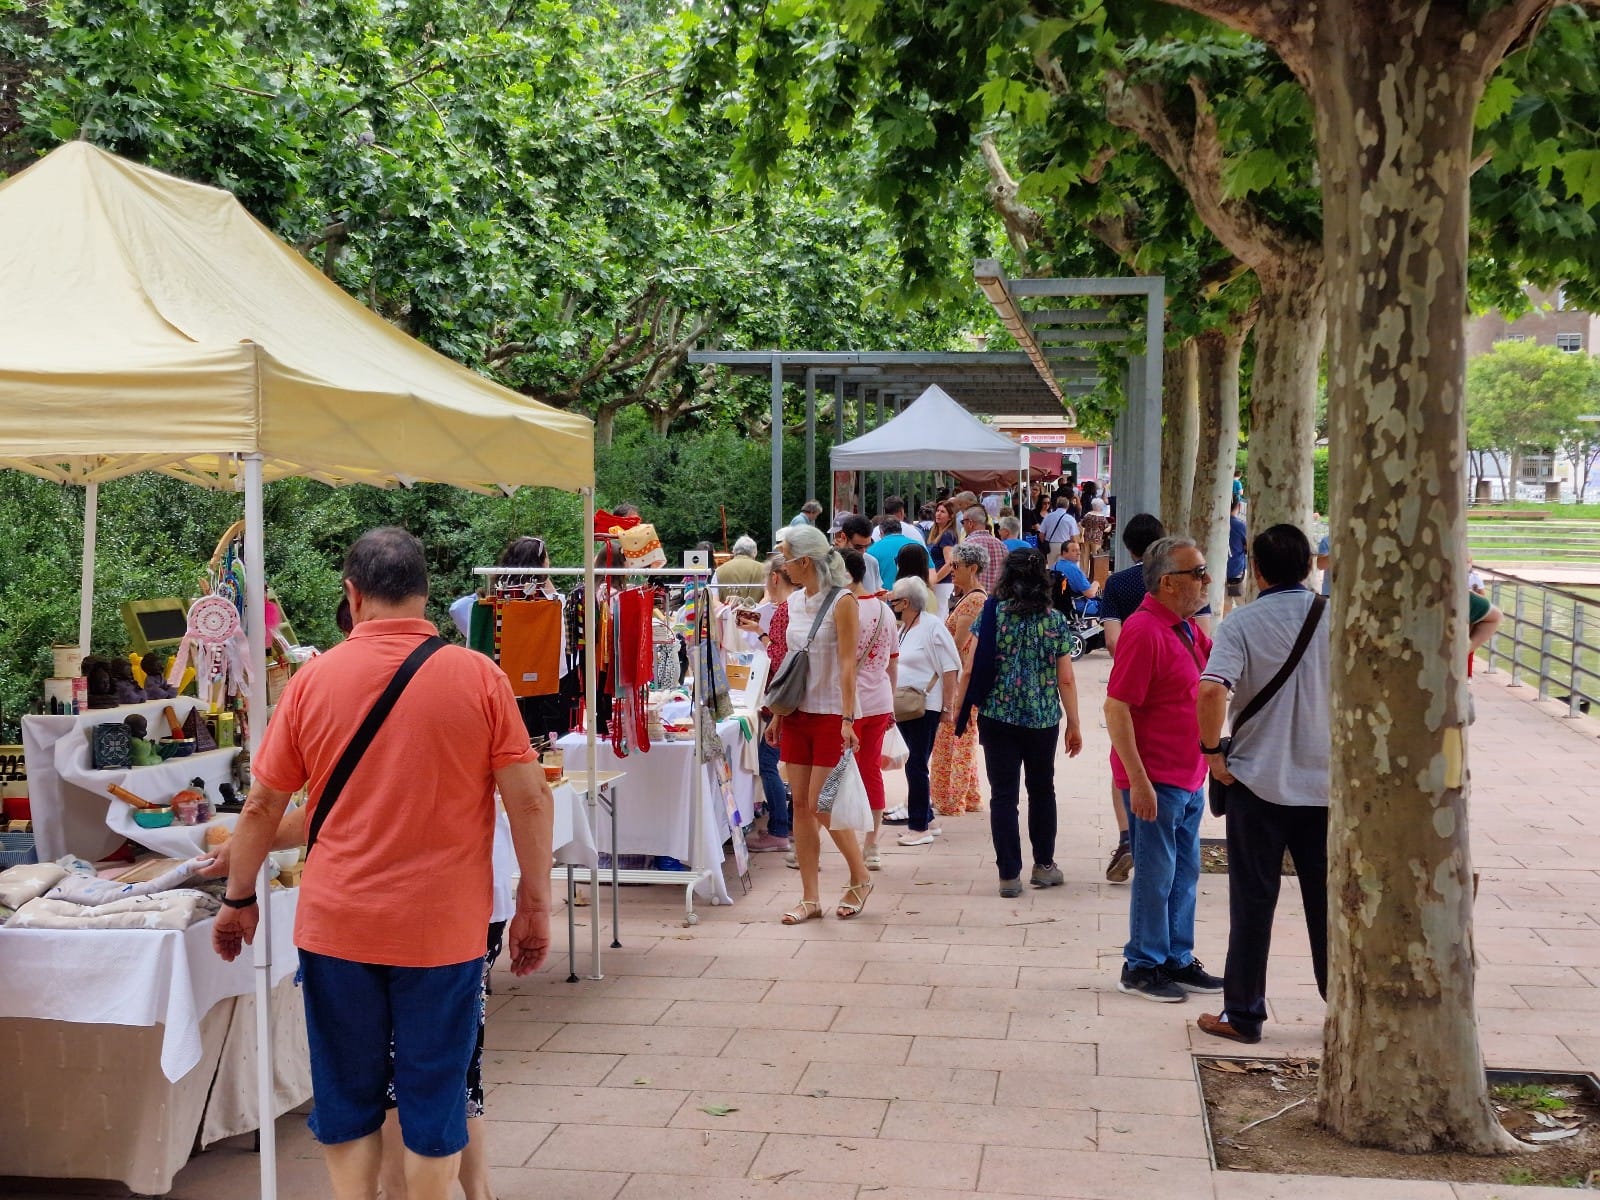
[881,722,909,770]
[818,749,874,833]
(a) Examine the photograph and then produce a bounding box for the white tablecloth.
[0,887,299,1081]
[557,716,755,905]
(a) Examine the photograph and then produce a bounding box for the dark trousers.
[977,716,1058,881]
[1222,782,1329,1039]
[897,711,941,832]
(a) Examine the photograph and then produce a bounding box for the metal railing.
[1479,567,1600,719]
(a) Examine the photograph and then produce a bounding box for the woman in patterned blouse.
[961,547,1084,898]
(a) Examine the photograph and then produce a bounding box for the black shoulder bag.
[306,635,446,856]
[1208,596,1325,817]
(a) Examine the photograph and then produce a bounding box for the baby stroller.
[1051,571,1106,660]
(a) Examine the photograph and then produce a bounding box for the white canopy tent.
[0,142,595,1198]
[828,383,1026,474]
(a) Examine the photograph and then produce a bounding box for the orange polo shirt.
[253,618,535,967]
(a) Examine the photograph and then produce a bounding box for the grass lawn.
[1469,502,1600,521]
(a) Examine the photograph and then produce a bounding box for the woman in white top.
[840,549,898,871]
[889,577,962,843]
[764,523,873,922]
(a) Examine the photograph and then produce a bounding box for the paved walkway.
[16,659,1600,1198]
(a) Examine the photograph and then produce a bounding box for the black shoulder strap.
[306,635,446,856]
[1232,596,1326,734]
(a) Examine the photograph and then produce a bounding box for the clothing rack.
[472,560,733,979]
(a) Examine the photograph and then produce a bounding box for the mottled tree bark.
[1190,326,1247,616]
[1248,258,1325,539]
[1161,0,1560,1156]
[1160,340,1199,534]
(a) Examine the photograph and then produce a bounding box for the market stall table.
[0,889,307,1195]
[556,716,755,914]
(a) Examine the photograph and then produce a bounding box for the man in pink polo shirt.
[1103,536,1224,1003]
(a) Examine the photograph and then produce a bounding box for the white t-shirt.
[895,614,962,712]
[1039,508,1080,545]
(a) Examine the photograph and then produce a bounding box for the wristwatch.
[220,893,258,909]
[1200,742,1224,755]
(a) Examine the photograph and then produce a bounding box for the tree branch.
[296,221,348,255]
[978,134,1053,265]
[1104,71,1314,272]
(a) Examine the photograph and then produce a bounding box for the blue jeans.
[758,729,791,839]
[1121,783,1205,971]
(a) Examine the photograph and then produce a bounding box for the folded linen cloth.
[8,888,220,930]
[43,855,210,907]
[0,862,68,910]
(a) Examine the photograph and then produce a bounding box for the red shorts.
[779,710,846,769]
[853,712,894,811]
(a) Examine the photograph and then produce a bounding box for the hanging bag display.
[764,588,841,716]
[619,523,667,570]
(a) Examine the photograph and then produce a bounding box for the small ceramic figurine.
[123,714,161,766]
[140,654,176,700]
[84,656,117,709]
[109,658,144,706]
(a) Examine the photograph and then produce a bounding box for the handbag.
[764,588,841,716]
[817,749,873,831]
[306,636,445,856]
[881,722,910,770]
[1208,596,1326,818]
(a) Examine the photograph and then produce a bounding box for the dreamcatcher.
[165,520,263,704]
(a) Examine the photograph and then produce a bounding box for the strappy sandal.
[836,880,874,920]
[781,900,823,925]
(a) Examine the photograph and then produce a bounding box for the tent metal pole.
[583,487,602,980]
[242,452,278,1200]
[77,481,98,655]
[875,395,885,517]
[833,377,845,513]
[804,368,817,508]
[770,356,784,533]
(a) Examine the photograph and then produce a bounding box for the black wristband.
[1200,742,1224,755]
[220,893,258,909]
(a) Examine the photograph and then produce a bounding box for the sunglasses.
[1166,564,1211,581]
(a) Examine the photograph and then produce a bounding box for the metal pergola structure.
[688,267,1164,556]
[973,262,1164,565]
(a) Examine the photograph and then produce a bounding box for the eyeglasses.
[1166,564,1210,581]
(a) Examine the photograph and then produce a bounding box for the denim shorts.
[300,949,485,1157]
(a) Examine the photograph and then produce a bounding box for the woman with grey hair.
[763,523,875,921]
[714,534,766,603]
[929,541,990,818]
[889,577,962,845]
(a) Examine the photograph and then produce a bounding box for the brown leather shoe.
[1197,1012,1261,1044]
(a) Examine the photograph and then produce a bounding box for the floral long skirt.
[930,719,982,815]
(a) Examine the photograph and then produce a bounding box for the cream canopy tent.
[0,142,595,1199]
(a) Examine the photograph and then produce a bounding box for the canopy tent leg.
[583,488,602,980]
[77,482,98,655]
[241,452,278,1200]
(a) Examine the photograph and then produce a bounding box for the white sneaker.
[930,825,944,837]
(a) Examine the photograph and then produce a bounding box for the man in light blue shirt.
[867,519,915,589]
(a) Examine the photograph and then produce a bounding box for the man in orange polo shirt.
[213,527,553,1200]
